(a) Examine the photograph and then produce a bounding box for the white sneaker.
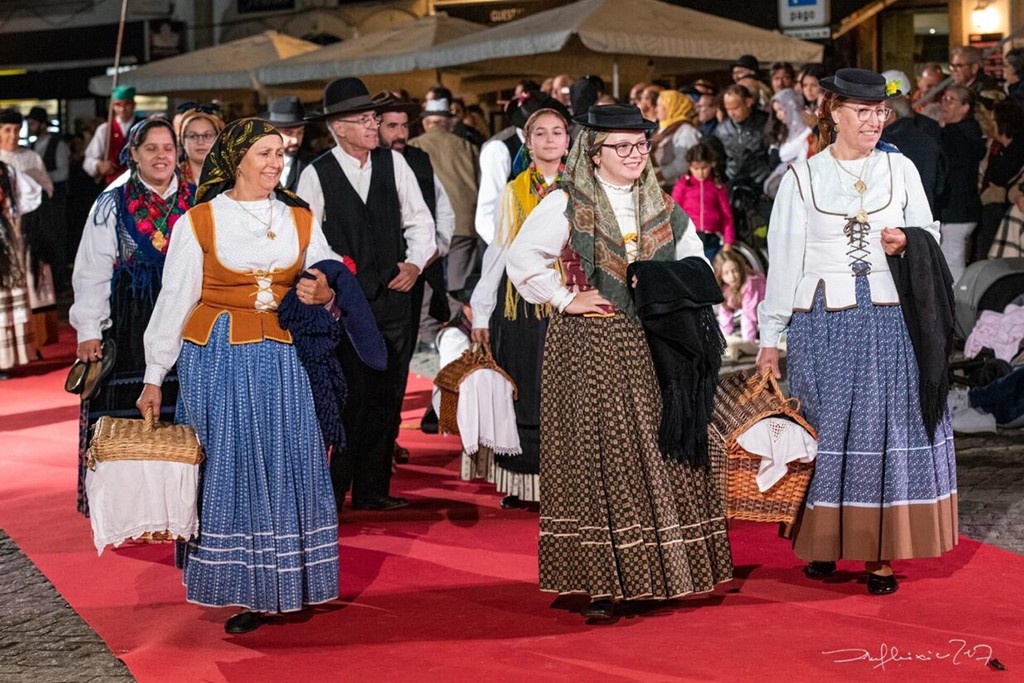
[946,386,970,414]
[951,406,998,434]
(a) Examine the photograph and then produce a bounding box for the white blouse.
[505,179,708,312]
[758,148,939,348]
[142,194,342,386]
[0,147,52,214]
[470,174,555,330]
[70,175,181,344]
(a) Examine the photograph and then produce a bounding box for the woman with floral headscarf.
[651,89,701,192]
[506,105,733,621]
[468,107,570,509]
[139,118,353,634]
[176,107,224,191]
[70,116,193,516]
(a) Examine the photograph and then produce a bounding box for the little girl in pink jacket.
[714,250,765,343]
[671,142,734,260]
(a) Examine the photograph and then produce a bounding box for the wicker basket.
[434,342,518,436]
[87,409,204,470]
[711,370,817,534]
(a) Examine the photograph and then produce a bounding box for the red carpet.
[1,329,1022,682]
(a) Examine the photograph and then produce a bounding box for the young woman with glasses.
[177,107,225,191]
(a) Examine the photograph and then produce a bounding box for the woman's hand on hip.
[77,339,102,363]
[297,268,333,305]
[136,384,162,419]
[881,227,907,256]
[563,290,613,315]
[756,347,782,380]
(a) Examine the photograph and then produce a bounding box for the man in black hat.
[475,90,569,245]
[259,96,312,192]
[27,107,71,291]
[296,77,436,511]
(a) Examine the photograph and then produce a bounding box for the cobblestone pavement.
[0,531,134,683]
[0,350,1019,682]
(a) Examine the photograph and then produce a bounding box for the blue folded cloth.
[278,259,387,450]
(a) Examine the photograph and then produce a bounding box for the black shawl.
[886,227,955,442]
[628,257,726,466]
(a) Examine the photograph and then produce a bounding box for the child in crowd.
[714,250,765,343]
[671,142,734,261]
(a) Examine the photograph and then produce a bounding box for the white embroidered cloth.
[85,460,200,555]
[456,368,521,457]
[736,417,817,492]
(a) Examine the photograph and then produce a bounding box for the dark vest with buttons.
[402,145,437,220]
[312,148,405,301]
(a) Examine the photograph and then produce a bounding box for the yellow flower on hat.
[885,80,899,96]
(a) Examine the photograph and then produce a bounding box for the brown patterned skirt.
[538,313,733,600]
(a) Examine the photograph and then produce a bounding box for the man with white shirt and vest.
[27,107,71,291]
[297,78,436,511]
[259,96,313,193]
[83,85,138,186]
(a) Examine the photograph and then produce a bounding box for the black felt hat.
[27,107,48,125]
[506,90,570,129]
[733,54,760,73]
[571,104,658,132]
[820,68,902,101]
[306,77,377,121]
[0,108,23,126]
[258,96,308,127]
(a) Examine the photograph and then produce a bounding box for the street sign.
[778,0,830,29]
[783,26,831,40]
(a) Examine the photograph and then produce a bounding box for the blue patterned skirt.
[176,316,338,613]
[788,277,958,562]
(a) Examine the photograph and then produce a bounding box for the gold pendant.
[856,209,868,224]
[267,230,276,240]
[854,179,867,195]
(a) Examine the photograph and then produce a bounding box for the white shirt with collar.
[295,145,435,271]
[475,129,525,245]
[70,175,180,344]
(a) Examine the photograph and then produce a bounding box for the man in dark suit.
[260,96,314,192]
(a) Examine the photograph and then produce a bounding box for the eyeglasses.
[940,94,965,104]
[601,140,653,157]
[950,62,975,70]
[840,105,892,122]
[183,132,217,142]
[338,114,381,128]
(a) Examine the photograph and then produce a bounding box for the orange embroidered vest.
[181,202,312,346]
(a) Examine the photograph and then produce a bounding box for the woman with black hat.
[70,117,193,517]
[757,68,958,595]
[469,104,571,509]
[505,104,733,620]
[138,118,357,633]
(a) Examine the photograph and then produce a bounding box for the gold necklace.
[829,146,874,223]
[229,192,276,239]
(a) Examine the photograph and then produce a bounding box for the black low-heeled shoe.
[804,561,837,579]
[500,495,526,510]
[867,572,898,595]
[581,599,616,621]
[225,611,264,634]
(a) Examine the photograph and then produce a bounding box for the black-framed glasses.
[601,139,653,157]
[338,114,382,128]
[183,132,217,142]
[840,105,892,122]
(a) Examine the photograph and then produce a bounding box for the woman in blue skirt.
[139,119,359,633]
[757,69,958,595]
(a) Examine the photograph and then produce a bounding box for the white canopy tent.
[258,13,485,96]
[88,31,322,99]
[416,0,825,96]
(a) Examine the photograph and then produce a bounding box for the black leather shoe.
[581,599,616,621]
[352,495,409,511]
[225,611,263,634]
[804,561,837,579]
[867,572,898,595]
[500,495,526,510]
[393,444,410,464]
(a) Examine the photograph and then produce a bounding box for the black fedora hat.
[571,104,658,132]
[258,96,307,127]
[820,68,901,101]
[373,91,420,117]
[732,54,760,73]
[306,77,377,121]
[506,90,570,129]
